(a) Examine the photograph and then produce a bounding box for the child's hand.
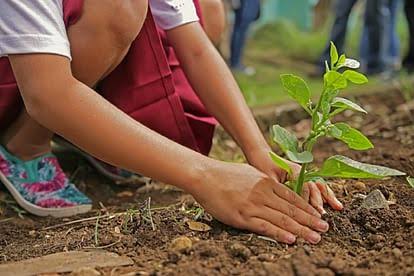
[191,161,330,244]
[245,147,343,215]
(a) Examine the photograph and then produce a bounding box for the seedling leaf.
[330,42,339,67]
[271,125,298,154]
[324,71,348,90]
[332,97,367,114]
[286,150,313,164]
[269,151,293,176]
[343,70,368,84]
[280,74,311,113]
[337,54,346,67]
[329,123,374,150]
[407,177,414,188]
[312,155,406,179]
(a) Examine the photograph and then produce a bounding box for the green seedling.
[270,42,406,195]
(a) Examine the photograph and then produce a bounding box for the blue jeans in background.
[230,0,261,68]
[318,0,358,70]
[361,0,400,72]
[403,0,414,71]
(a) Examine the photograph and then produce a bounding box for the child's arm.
[9,53,327,244]
[166,23,343,212]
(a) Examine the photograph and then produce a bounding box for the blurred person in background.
[313,0,390,77]
[312,0,358,77]
[360,0,392,76]
[403,0,414,72]
[361,0,401,75]
[199,0,226,47]
[230,0,261,75]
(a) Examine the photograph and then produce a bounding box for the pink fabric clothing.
[0,0,217,155]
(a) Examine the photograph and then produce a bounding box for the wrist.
[180,156,219,195]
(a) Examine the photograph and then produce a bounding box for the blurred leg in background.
[363,0,390,75]
[230,0,261,75]
[360,0,401,74]
[199,0,226,47]
[403,0,414,72]
[314,0,358,75]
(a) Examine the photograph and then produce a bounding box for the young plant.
[270,42,406,195]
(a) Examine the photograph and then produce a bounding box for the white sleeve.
[0,0,71,60]
[150,0,199,30]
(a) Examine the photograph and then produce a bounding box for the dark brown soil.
[0,91,413,276]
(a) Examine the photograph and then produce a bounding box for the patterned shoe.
[53,137,150,185]
[0,145,92,217]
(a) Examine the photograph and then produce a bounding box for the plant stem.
[295,163,308,194]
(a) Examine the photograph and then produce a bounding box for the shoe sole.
[53,137,150,184]
[0,170,92,217]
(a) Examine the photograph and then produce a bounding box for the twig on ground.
[83,238,122,250]
[257,235,280,245]
[0,217,13,224]
[147,197,156,231]
[42,202,178,231]
[94,211,101,246]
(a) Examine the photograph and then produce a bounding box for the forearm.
[167,23,269,155]
[10,55,213,194]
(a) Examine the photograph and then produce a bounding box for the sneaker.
[0,145,92,217]
[53,137,150,185]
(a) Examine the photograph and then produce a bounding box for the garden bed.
[0,90,413,275]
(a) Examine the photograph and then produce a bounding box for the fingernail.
[318,220,329,232]
[336,199,344,209]
[286,234,296,244]
[320,207,327,215]
[308,232,321,244]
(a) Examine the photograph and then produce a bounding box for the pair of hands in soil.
[192,147,343,245]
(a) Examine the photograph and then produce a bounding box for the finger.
[264,196,329,233]
[272,182,321,218]
[309,182,325,215]
[315,182,343,210]
[259,207,323,244]
[246,217,296,244]
[301,182,310,203]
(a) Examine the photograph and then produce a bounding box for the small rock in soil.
[228,243,251,261]
[352,181,367,192]
[70,267,101,276]
[315,268,335,276]
[169,236,192,253]
[257,253,275,262]
[187,220,211,232]
[361,189,389,210]
[329,258,346,274]
[367,234,386,246]
[392,248,403,258]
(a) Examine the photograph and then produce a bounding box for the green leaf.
[407,177,414,188]
[324,71,348,90]
[271,125,298,154]
[312,155,406,179]
[337,54,346,67]
[286,150,313,164]
[280,74,311,113]
[329,123,374,150]
[330,42,339,67]
[320,88,340,116]
[269,152,293,176]
[332,97,367,114]
[343,70,368,84]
